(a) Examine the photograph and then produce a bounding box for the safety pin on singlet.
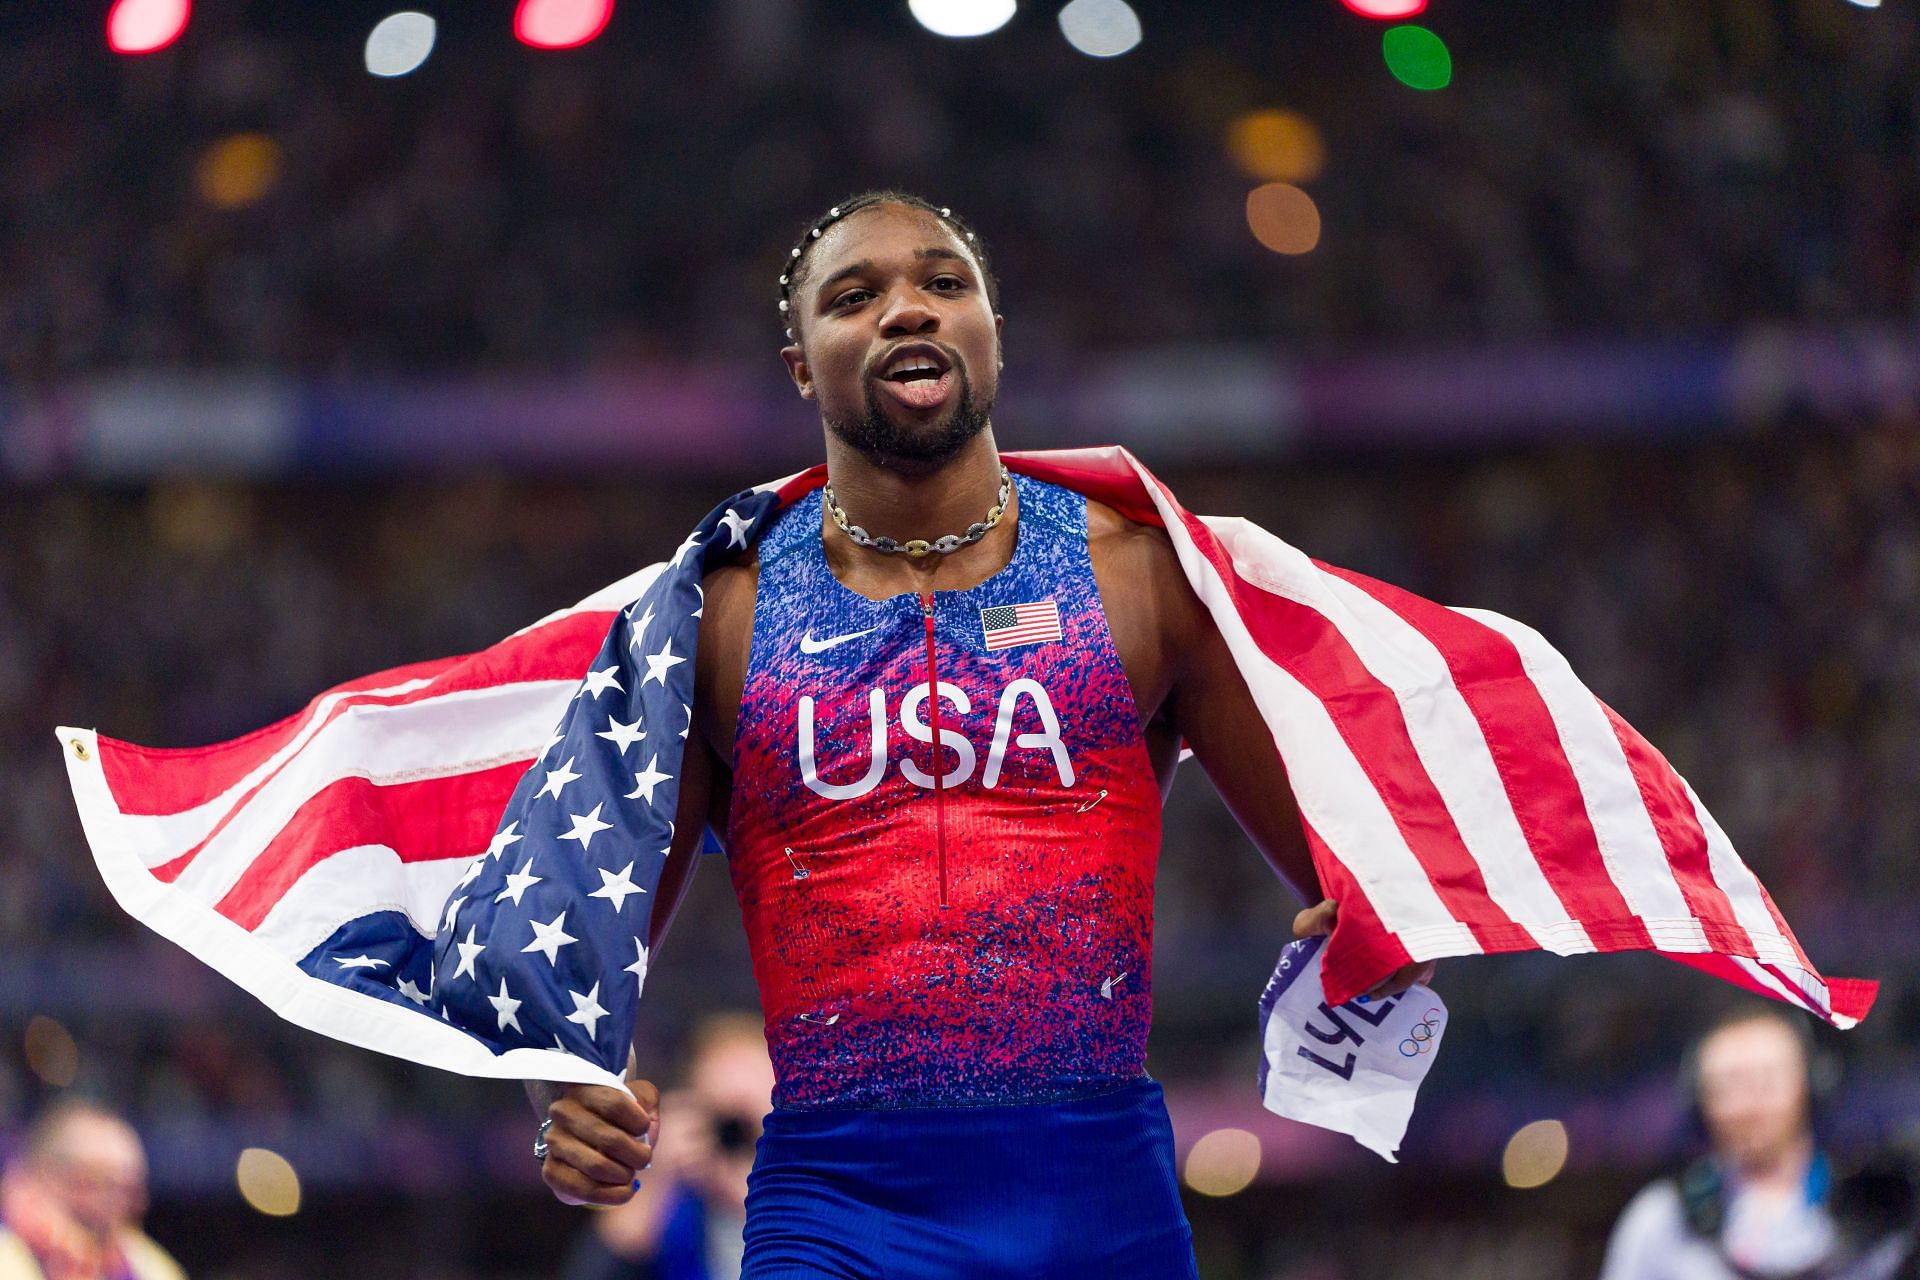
[782,846,811,880]
[1074,789,1109,814]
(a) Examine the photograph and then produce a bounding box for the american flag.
[55,447,1873,1095]
[980,600,1063,651]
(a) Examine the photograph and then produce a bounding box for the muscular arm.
[1090,501,1428,995]
[1088,503,1318,903]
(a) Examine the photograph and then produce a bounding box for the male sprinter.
[530,191,1431,1278]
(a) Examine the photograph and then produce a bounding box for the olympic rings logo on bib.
[1399,1009,1444,1057]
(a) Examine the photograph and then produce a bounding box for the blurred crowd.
[1,411,1913,1149]
[0,0,1915,381]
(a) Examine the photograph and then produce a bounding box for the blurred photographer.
[561,1014,774,1280]
[1600,1005,1915,1280]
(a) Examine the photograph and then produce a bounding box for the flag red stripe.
[1300,816,1415,1006]
[1598,702,1758,955]
[1165,501,1523,953]
[1322,565,1658,952]
[212,763,528,930]
[100,611,613,818]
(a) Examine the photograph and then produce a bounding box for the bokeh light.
[1339,0,1427,16]
[1501,1119,1569,1189]
[366,12,438,77]
[1383,24,1452,90]
[908,0,1017,38]
[1245,183,1323,255]
[195,134,283,209]
[514,0,614,50]
[24,1016,78,1088]
[106,0,190,54]
[1227,109,1326,184]
[1183,1128,1263,1197]
[236,1148,302,1216]
[1057,0,1141,57]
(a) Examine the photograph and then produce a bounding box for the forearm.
[525,1044,639,1118]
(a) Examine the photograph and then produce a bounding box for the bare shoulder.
[701,554,758,634]
[1085,499,1200,625]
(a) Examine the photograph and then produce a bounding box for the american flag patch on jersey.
[980,600,1062,651]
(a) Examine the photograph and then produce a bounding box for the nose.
[877,284,939,338]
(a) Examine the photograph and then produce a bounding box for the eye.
[831,288,872,309]
[929,275,966,292]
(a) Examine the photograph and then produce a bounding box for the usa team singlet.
[724,476,1198,1279]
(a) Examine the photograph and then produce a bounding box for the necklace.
[824,466,1012,558]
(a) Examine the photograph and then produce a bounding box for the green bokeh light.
[1383,24,1451,90]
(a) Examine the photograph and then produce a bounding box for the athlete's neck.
[820,430,1016,595]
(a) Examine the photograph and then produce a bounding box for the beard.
[823,360,994,470]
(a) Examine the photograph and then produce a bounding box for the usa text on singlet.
[726,477,1164,1109]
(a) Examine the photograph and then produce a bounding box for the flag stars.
[488,977,523,1032]
[627,755,673,806]
[495,858,542,906]
[596,715,646,755]
[335,955,389,971]
[629,601,655,642]
[565,982,610,1039]
[539,728,565,760]
[522,911,578,965]
[397,977,431,1006]
[538,757,582,800]
[559,803,615,853]
[452,925,485,981]
[626,938,650,991]
[719,507,753,548]
[642,641,685,688]
[589,861,646,913]
[442,894,466,933]
[668,531,702,569]
[580,666,624,699]
[486,821,524,861]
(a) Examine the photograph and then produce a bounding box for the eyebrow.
[815,247,972,296]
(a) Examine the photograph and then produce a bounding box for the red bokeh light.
[107,0,190,54]
[1337,0,1427,18]
[514,0,615,50]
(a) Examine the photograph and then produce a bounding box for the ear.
[780,343,815,400]
[994,312,1005,372]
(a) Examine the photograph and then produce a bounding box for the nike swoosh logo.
[799,627,879,655]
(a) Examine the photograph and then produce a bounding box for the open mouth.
[872,343,957,412]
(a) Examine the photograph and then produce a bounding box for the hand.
[540,1077,661,1207]
[1291,898,1437,1000]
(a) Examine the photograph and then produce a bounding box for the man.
[1601,1007,1839,1280]
[530,190,1431,1278]
[0,1101,185,1280]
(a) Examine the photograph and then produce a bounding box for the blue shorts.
[739,1077,1199,1280]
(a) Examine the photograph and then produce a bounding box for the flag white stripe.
[1684,780,1808,968]
[1122,477,1478,955]
[1313,570,1591,954]
[251,844,474,961]
[167,679,574,904]
[1455,608,1709,950]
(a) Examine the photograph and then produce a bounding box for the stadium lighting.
[106,0,190,55]
[514,0,615,50]
[1845,0,1883,7]
[1383,24,1452,90]
[1057,0,1141,57]
[908,0,1017,39]
[366,12,438,77]
[1338,0,1427,16]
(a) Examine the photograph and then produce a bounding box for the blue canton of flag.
[412,488,783,1076]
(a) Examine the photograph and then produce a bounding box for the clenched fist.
[539,1076,662,1207]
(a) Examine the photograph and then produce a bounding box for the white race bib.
[1257,936,1447,1162]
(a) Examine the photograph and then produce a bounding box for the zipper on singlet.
[921,589,950,909]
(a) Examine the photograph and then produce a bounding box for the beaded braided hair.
[776,189,1000,343]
